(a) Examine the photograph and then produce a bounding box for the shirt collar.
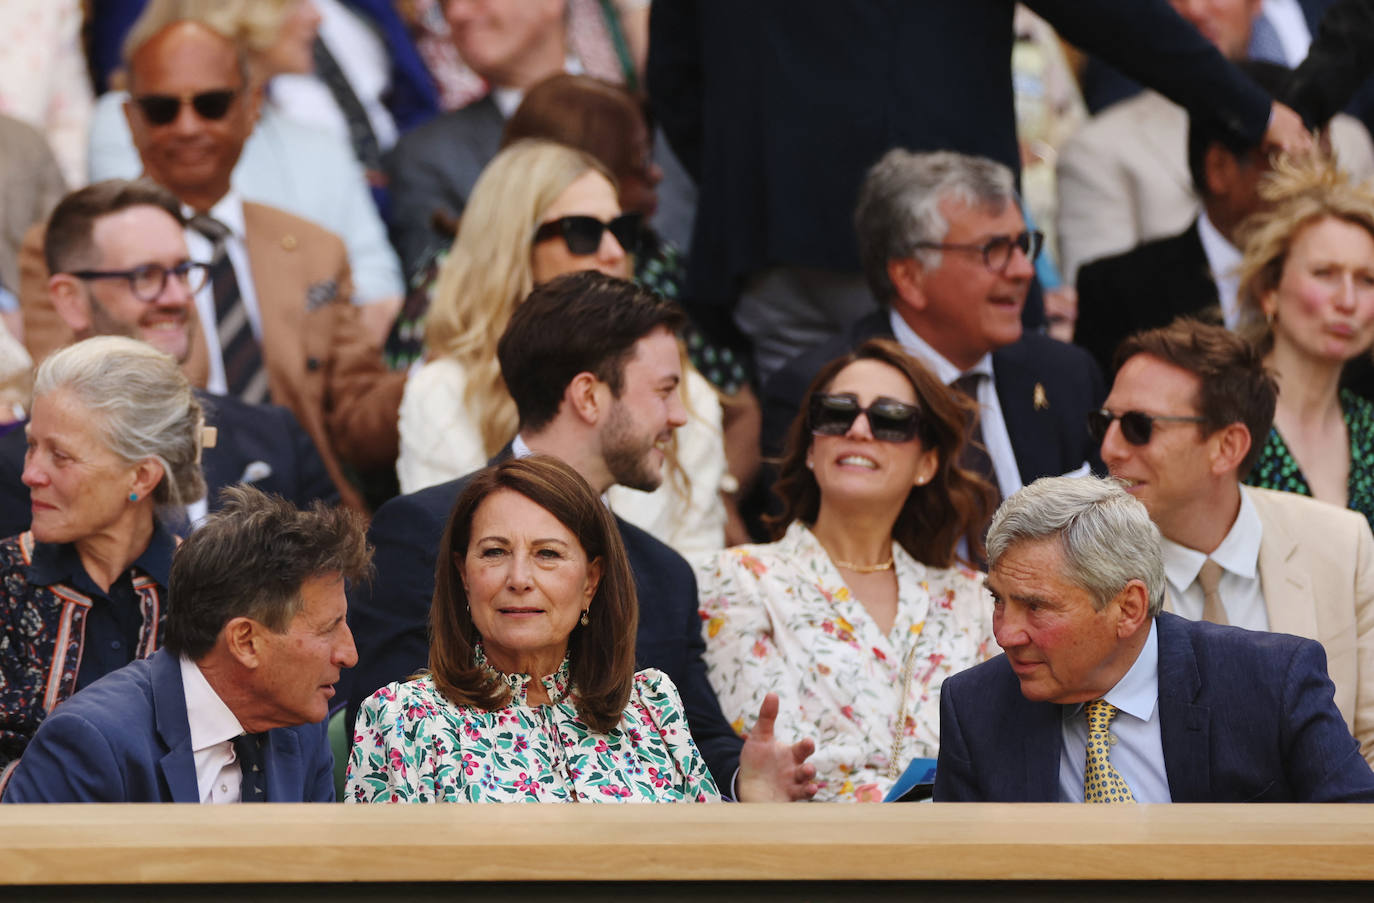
[181,191,246,241]
[179,655,246,753]
[473,642,572,705]
[1161,486,1263,589]
[1195,211,1243,327]
[27,520,176,590]
[888,309,994,384]
[511,434,533,459]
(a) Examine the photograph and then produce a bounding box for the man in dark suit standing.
[0,178,338,537]
[763,150,1105,499]
[4,487,366,803]
[347,271,816,801]
[933,475,1374,803]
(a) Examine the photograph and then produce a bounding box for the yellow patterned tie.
[1083,700,1136,803]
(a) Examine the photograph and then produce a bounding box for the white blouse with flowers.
[692,522,995,802]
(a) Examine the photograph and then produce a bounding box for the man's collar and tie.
[1162,487,1267,630]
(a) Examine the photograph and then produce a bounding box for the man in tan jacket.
[20,20,402,511]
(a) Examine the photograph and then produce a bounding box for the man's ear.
[222,617,262,669]
[564,371,605,426]
[887,257,929,312]
[1112,578,1151,639]
[1209,422,1253,478]
[1203,143,1240,199]
[48,275,93,335]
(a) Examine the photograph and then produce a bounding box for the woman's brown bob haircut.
[429,455,639,732]
[769,338,997,567]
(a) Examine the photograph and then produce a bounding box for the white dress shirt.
[1058,619,1171,802]
[889,310,1022,499]
[1196,210,1244,329]
[1162,486,1269,630]
[183,192,264,397]
[178,656,248,804]
[1261,0,1313,66]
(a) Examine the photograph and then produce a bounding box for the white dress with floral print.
[692,522,994,802]
[346,651,720,803]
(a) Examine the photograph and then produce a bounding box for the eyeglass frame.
[67,260,212,303]
[1085,407,1209,447]
[132,88,241,126]
[532,213,644,256]
[808,392,929,444]
[912,229,1044,273]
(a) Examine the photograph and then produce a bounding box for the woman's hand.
[735,692,818,802]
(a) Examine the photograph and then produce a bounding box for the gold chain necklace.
[831,556,894,573]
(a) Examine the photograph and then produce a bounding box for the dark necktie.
[189,215,269,404]
[233,732,268,803]
[312,37,385,177]
[951,372,1002,506]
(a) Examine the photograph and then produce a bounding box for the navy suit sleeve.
[2,711,123,803]
[647,0,704,181]
[1028,0,1272,144]
[279,405,342,509]
[1289,0,1374,126]
[344,491,443,732]
[302,719,336,803]
[672,562,743,791]
[1281,639,1374,802]
[932,675,981,802]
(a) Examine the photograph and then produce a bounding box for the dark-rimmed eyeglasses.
[532,213,642,256]
[68,261,211,302]
[134,89,239,126]
[913,230,1044,273]
[809,393,925,443]
[1086,408,1207,446]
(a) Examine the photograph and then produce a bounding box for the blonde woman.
[398,139,728,556]
[1238,158,1374,529]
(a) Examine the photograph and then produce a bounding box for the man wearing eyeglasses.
[0,178,338,538]
[15,20,405,513]
[763,149,1105,504]
[1098,318,1374,763]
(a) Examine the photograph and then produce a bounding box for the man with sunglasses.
[0,178,338,537]
[764,149,1105,503]
[18,20,405,513]
[1099,319,1374,762]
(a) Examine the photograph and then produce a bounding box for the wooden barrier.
[2,803,1373,898]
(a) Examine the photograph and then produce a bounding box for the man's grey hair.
[987,475,1166,617]
[854,149,1018,303]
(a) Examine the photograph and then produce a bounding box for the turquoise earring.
[129,492,139,502]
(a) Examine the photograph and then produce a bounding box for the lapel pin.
[1033,382,1049,411]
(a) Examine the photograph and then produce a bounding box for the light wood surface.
[2,803,1374,885]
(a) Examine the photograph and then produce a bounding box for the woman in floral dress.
[694,339,998,802]
[348,456,719,803]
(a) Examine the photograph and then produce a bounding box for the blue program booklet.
[885,757,938,802]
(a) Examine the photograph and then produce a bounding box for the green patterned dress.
[1246,389,1374,530]
[346,647,720,803]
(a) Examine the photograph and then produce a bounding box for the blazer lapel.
[1255,503,1320,640]
[1155,614,1211,802]
[1022,703,1062,801]
[151,650,201,803]
[991,352,1037,484]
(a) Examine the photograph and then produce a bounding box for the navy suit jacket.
[0,390,338,538]
[2,649,334,803]
[1074,220,1221,378]
[933,612,1374,802]
[760,310,1105,479]
[343,449,744,787]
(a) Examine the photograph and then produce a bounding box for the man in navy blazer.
[762,150,1105,490]
[3,487,368,803]
[933,475,1374,803]
[345,272,817,800]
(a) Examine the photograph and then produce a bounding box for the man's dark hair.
[1115,318,1277,480]
[164,486,372,660]
[1187,60,1292,198]
[44,178,185,275]
[497,271,685,433]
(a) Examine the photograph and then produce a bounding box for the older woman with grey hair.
[0,336,205,787]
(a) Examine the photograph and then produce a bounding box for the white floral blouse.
[692,522,995,802]
[346,649,720,803]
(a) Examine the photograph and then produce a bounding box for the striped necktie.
[189,214,269,404]
[1083,700,1136,803]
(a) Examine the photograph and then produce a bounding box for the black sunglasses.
[68,261,211,302]
[1086,408,1208,446]
[532,213,642,256]
[809,393,925,443]
[134,89,238,126]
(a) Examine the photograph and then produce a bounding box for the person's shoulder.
[1159,609,1311,665]
[50,656,158,723]
[996,330,1100,378]
[942,652,1014,699]
[391,101,500,156]
[359,675,442,716]
[615,515,691,572]
[373,476,469,531]
[631,667,686,709]
[1247,484,1367,531]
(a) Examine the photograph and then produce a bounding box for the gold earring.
[580,610,589,626]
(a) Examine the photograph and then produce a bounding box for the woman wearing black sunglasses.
[692,339,997,801]
[398,139,730,557]
[1236,158,1374,530]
